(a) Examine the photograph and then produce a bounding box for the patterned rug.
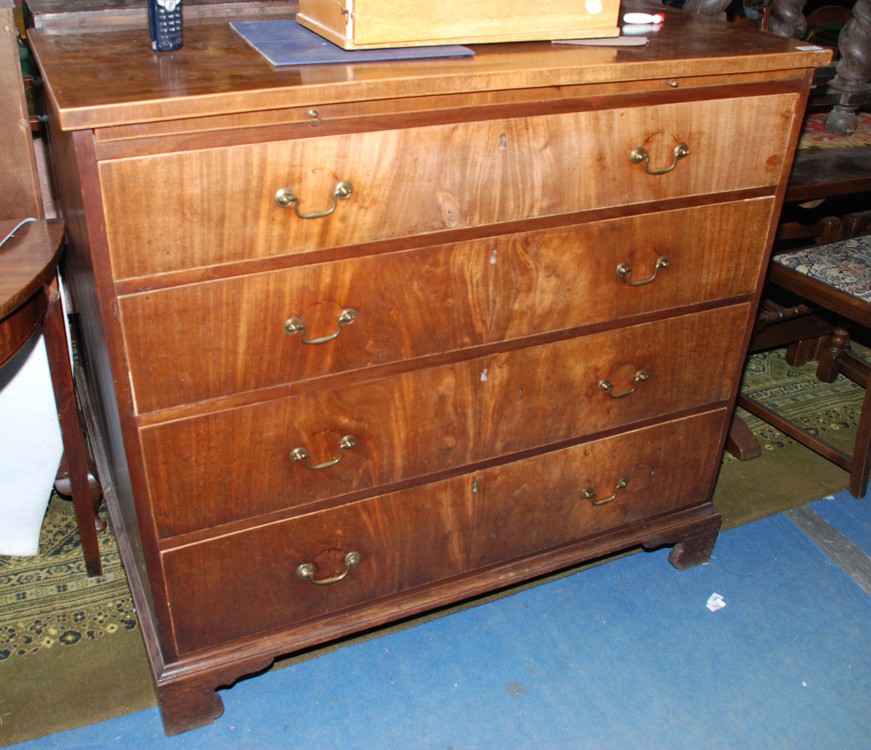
[725,344,866,462]
[0,497,136,661]
[0,345,864,665]
[797,111,871,151]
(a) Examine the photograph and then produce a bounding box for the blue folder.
[231,20,474,67]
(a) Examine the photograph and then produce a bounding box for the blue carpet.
[12,494,871,750]
[810,492,871,556]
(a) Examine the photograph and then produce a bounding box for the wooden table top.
[28,4,832,132]
[0,219,65,318]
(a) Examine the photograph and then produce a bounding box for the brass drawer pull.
[582,477,629,506]
[296,551,361,585]
[616,256,670,287]
[274,179,353,219]
[291,434,357,470]
[629,142,689,175]
[598,369,648,398]
[284,307,357,344]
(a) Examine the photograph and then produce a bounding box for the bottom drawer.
[163,408,727,655]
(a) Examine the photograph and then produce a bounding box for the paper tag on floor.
[706,593,727,612]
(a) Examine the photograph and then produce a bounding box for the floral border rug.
[0,496,136,661]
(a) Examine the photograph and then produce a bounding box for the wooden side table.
[0,218,104,576]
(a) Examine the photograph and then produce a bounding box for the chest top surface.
[29,4,830,131]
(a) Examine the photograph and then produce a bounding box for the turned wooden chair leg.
[824,0,871,137]
[816,328,850,383]
[42,275,104,576]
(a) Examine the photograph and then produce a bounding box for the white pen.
[622,12,665,24]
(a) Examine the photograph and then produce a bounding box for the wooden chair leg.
[785,335,830,367]
[844,210,871,239]
[848,376,871,499]
[816,328,850,383]
[725,412,763,461]
[830,346,871,499]
[54,454,106,531]
[42,275,104,576]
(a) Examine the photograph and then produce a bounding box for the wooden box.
[296,0,620,49]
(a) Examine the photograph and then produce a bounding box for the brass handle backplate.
[274,179,353,218]
[285,308,357,344]
[629,143,689,175]
[598,369,648,399]
[616,256,670,287]
[582,477,629,506]
[296,551,361,585]
[291,435,357,470]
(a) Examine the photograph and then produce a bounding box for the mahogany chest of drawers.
[29,9,827,735]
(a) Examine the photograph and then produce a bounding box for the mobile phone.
[148,0,183,52]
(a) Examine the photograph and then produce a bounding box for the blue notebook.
[231,20,474,67]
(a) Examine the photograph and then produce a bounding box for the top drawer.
[99,93,798,279]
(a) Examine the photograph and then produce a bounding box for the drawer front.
[100,94,796,278]
[142,304,748,538]
[120,199,772,413]
[162,408,726,654]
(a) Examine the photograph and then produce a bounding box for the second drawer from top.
[120,199,772,414]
